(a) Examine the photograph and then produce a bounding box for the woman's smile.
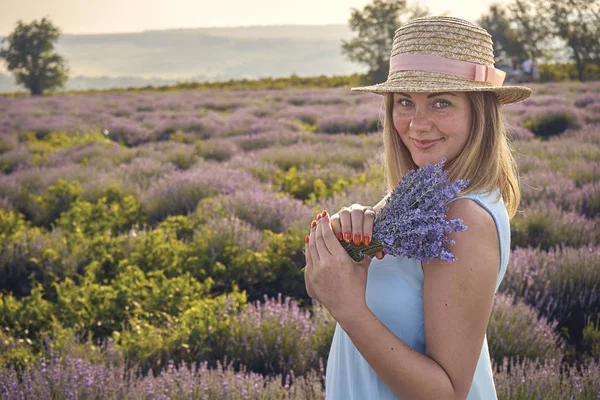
[412,138,444,150]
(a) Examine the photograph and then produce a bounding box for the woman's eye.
[398,99,413,107]
[434,99,451,108]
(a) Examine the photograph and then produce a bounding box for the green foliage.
[539,63,600,82]
[23,129,110,150]
[55,184,145,237]
[32,179,83,227]
[114,289,245,374]
[0,208,30,247]
[0,330,36,372]
[478,5,528,63]
[52,264,214,342]
[228,229,308,304]
[0,17,69,95]
[542,0,600,82]
[44,74,365,97]
[583,317,600,361]
[341,0,429,84]
[274,166,366,202]
[0,284,54,344]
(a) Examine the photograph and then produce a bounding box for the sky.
[0,0,507,36]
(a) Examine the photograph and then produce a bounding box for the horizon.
[0,0,507,36]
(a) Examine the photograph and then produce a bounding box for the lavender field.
[0,81,599,399]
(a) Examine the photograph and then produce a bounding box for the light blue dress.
[325,189,510,400]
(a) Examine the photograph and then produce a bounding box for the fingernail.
[322,210,327,217]
[337,232,343,240]
[364,236,370,246]
[305,235,309,243]
[311,220,317,228]
[354,234,361,246]
[317,214,322,220]
[344,233,351,242]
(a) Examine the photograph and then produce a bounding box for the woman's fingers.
[339,207,352,243]
[329,212,343,241]
[351,207,365,245]
[362,207,376,246]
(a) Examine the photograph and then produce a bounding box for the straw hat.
[351,16,532,105]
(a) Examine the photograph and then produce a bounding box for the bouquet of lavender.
[341,158,470,263]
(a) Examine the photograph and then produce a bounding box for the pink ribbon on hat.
[390,53,506,86]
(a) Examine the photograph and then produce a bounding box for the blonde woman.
[303,16,533,400]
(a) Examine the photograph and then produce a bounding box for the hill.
[0,24,364,92]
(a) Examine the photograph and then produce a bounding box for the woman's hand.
[304,210,372,323]
[329,204,386,260]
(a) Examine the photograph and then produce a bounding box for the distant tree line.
[478,0,600,81]
[344,0,600,84]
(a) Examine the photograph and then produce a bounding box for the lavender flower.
[342,158,469,263]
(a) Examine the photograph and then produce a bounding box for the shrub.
[223,294,335,377]
[574,94,600,108]
[0,350,327,399]
[582,317,600,362]
[523,107,582,139]
[219,189,313,234]
[519,171,577,212]
[494,357,600,400]
[141,164,259,224]
[565,181,600,218]
[507,125,535,141]
[487,293,564,367]
[55,184,145,237]
[317,108,380,135]
[501,247,600,346]
[511,200,598,250]
[194,138,239,162]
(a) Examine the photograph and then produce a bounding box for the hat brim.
[351,72,532,105]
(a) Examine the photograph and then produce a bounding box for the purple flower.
[343,158,469,263]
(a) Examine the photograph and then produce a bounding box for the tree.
[478,4,528,65]
[341,0,429,85]
[478,1,553,65]
[542,0,600,81]
[508,0,554,62]
[0,17,69,95]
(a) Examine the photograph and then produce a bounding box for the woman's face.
[392,91,472,167]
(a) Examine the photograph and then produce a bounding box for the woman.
[303,16,533,400]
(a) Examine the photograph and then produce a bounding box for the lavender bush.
[501,246,600,346]
[494,357,600,400]
[511,199,599,250]
[0,351,327,400]
[141,163,260,224]
[219,189,314,234]
[487,293,564,367]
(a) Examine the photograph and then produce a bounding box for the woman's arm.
[337,199,499,400]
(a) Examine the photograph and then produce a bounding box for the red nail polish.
[305,235,309,243]
[317,214,322,220]
[344,233,351,242]
[364,236,370,246]
[311,220,317,228]
[354,234,361,245]
[337,232,343,240]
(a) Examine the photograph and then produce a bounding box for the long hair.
[380,91,521,219]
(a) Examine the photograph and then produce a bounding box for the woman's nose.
[409,111,432,131]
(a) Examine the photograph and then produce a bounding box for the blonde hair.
[381,91,521,219]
